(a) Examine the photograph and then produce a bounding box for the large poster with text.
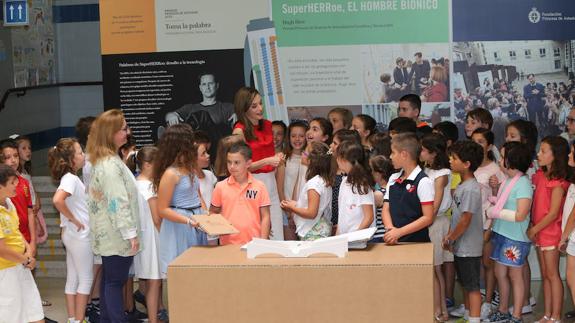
[452,0,575,144]
[272,0,451,128]
[101,0,575,146]
[100,0,268,151]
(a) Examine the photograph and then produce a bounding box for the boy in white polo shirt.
[382,133,435,244]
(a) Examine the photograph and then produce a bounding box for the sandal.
[42,299,52,306]
[534,315,550,323]
[434,313,448,322]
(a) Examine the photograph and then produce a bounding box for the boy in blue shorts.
[443,140,484,323]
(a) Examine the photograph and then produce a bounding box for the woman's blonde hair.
[86,109,125,165]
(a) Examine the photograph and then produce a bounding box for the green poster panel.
[273,0,449,46]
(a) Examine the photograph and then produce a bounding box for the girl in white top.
[195,141,218,245]
[420,133,452,322]
[133,146,165,323]
[49,138,93,323]
[276,121,308,240]
[195,142,218,213]
[335,140,375,235]
[280,142,332,240]
[561,142,575,314]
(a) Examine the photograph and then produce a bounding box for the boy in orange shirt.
[210,142,271,245]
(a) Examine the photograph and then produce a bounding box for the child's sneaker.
[509,316,523,323]
[450,304,466,317]
[446,297,455,311]
[483,311,510,323]
[508,304,533,315]
[133,290,146,308]
[480,302,493,319]
[490,290,500,308]
[86,303,100,323]
[529,296,537,307]
[158,308,169,322]
[125,308,147,322]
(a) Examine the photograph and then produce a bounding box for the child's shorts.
[0,265,44,322]
[428,215,453,265]
[454,256,481,291]
[300,217,332,241]
[567,238,575,257]
[282,211,289,226]
[490,231,531,267]
[534,225,561,248]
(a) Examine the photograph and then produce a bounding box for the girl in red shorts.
[529,136,570,323]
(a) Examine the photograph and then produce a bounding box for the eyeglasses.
[567,117,575,124]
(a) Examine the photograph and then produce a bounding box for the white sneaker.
[480,302,493,319]
[450,304,466,318]
[508,304,533,315]
[529,296,537,307]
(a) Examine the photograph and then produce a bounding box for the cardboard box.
[168,243,433,323]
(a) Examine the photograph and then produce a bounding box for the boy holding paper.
[210,142,271,245]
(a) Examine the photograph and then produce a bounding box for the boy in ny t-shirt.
[0,139,36,255]
[210,142,271,245]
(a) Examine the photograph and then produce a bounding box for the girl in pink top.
[530,136,570,323]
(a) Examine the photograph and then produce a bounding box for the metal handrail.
[0,81,103,111]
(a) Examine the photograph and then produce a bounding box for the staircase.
[33,176,66,278]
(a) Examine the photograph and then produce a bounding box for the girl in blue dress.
[152,124,208,277]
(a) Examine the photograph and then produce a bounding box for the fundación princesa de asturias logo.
[529,7,541,24]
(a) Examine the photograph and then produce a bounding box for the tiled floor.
[39,278,165,323]
[37,278,574,322]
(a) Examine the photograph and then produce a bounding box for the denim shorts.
[490,231,531,267]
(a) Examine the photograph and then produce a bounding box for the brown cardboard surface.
[168,243,433,323]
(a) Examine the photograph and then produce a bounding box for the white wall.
[0,0,103,140]
[55,18,103,125]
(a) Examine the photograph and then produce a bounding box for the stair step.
[44,217,61,227]
[37,254,66,262]
[37,247,66,256]
[47,233,61,241]
[32,177,57,193]
[35,260,67,278]
[40,197,53,206]
[41,204,57,214]
[38,239,64,249]
[43,211,59,219]
[47,226,61,235]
